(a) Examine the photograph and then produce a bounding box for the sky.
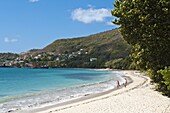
[0,0,117,53]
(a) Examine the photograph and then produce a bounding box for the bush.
[158,66,170,96]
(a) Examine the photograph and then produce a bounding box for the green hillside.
[27,28,132,68]
[0,53,18,62]
[44,29,130,58]
[0,29,132,68]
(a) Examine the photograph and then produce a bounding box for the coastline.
[23,70,170,113]
[17,76,132,113]
[1,69,126,113]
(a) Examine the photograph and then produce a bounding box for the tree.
[112,0,170,96]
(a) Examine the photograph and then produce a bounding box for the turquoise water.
[0,68,114,100]
[0,68,124,112]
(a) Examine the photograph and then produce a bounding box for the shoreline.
[1,69,127,113]
[22,76,132,113]
[25,70,170,113]
[15,71,133,113]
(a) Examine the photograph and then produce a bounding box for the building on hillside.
[90,58,97,62]
[56,57,60,61]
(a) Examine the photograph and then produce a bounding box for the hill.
[43,29,129,56]
[0,29,132,68]
[0,53,18,67]
[22,29,132,68]
[0,53,18,62]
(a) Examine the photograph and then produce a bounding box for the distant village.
[0,49,98,68]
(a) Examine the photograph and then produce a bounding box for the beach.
[0,68,126,113]
[29,70,170,113]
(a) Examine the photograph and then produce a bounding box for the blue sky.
[0,0,117,53]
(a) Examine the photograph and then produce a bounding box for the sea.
[0,68,126,113]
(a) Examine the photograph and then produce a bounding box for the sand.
[29,70,170,113]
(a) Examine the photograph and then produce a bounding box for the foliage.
[0,53,18,62]
[158,67,170,96]
[105,56,135,69]
[26,29,132,68]
[112,0,170,96]
[0,29,133,69]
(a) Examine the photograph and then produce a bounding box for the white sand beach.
[31,71,170,113]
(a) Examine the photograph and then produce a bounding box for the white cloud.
[71,7,112,24]
[29,0,39,3]
[4,37,18,43]
[106,21,114,26]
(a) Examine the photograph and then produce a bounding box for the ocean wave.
[0,72,127,113]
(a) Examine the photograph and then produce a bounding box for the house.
[34,56,39,59]
[72,52,75,55]
[56,57,60,61]
[78,51,81,55]
[38,54,42,57]
[90,58,97,62]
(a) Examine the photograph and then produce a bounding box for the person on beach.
[117,80,120,88]
[124,78,127,88]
